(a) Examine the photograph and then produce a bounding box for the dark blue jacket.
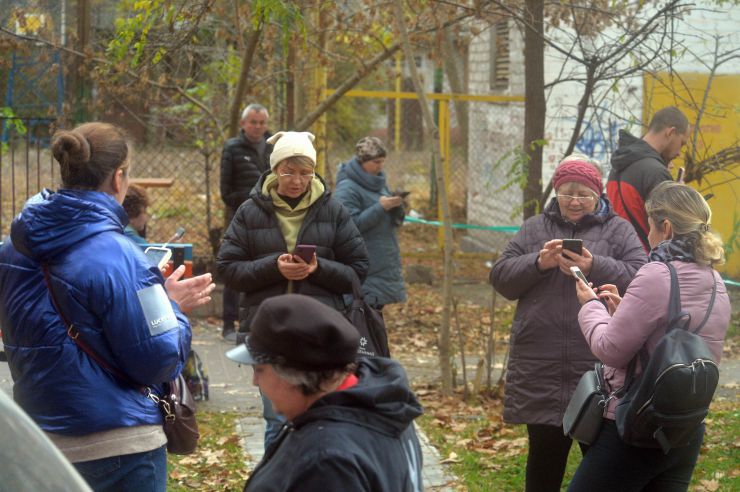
[0,189,191,435]
[334,158,406,306]
[244,358,424,492]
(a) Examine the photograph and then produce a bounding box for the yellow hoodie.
[261,173,326,253]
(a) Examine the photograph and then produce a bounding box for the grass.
[416,398,740,491]
[167,411,247,491]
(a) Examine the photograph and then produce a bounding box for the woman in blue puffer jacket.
[334,137,407,309]
[0,122,215,492]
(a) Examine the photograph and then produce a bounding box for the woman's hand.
[379,195,403,211]
[596,283,621,316]
[537,240,561,270]
[574,276,599,305]
[558,246,594,276]
[277,253,317,280]
[165,266,215,313]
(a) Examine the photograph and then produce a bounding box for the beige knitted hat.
[267,131,317,170]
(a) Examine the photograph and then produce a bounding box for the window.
[489,20,510,90]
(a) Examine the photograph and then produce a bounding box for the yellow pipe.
[437,100,449,249]
[395,51,402,151]
[325,88,524,103]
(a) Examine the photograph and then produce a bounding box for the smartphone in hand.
[293,244,316,263]
[676,167,685,183]
[570,266,589,284]
[144,246,172,270]
[394,190,411,198]
[562,238,583,256]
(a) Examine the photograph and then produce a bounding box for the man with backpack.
[568,182,730,491]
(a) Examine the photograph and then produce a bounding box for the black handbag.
[345,273,391,358]
[42,265,199,455]
[563,362,607,445]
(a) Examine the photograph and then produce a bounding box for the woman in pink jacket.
[570,182,731,491]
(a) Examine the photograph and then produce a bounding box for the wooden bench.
[130,178,174,188]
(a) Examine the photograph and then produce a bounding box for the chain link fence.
[0,119,220,271]
[325,92,525,256]
[2,93,526,269]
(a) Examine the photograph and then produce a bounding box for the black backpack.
[615,262,719,454]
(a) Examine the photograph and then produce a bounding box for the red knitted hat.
[552,159,603,195]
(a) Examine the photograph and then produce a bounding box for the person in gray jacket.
[490,154,647,492]
[334,137,406,309]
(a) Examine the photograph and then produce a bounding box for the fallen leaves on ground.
[167,412,248,492]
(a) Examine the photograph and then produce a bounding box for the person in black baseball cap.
[225,294,424,492]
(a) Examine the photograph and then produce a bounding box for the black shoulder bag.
[344,272,391,358]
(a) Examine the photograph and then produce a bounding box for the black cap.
[225,294,360,371]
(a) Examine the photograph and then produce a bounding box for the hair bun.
[51,130,91,166]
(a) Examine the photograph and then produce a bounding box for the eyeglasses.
[278,172,315,181]
[556,194,596,204]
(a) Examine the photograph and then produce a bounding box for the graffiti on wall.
[575,117,623,162]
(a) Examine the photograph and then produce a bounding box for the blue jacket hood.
[11,189,128,262]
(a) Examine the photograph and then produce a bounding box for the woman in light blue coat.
[334,137,406,309]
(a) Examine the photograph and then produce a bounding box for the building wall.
[465,20,526,251]
[465,3,740,258]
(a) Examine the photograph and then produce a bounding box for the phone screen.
[293,244,316,263]
[562,239,583,256]
[144,247,172,269]
[570,266,588,284]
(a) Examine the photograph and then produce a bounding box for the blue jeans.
[74,445,167,492]
[261,391,286,451]
[567,420,703,491]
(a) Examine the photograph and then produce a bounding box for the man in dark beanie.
[226,294,423,492]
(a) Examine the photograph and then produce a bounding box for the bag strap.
[665,262,682,325]
[41,264,146,392]
[615,262,683,398]
[615,175,650,250]
[692,271,717,335]
[349,269,364,301]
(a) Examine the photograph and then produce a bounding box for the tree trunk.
[227,23,263,138]
[539,62,596,209]
[442,27,469,166]
[71,0,91,123]
[522,0,545,219]
[393,0,455,395]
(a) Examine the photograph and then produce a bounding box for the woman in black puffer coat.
[217,131,368,450]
